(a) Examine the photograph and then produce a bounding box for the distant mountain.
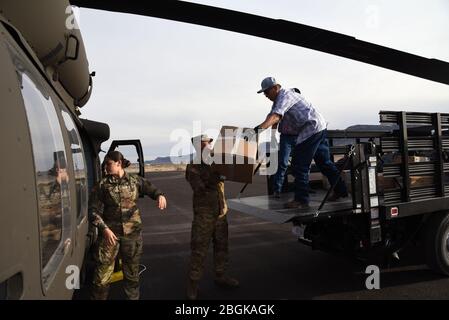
[146,154,193,165]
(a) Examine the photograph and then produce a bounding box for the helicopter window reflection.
[61,109,88,223]
[20,73,71,289]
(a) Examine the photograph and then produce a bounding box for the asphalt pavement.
[74,171,449,300]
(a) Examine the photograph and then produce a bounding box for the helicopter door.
[106,140,145,178]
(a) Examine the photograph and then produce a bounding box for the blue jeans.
[273,134,297,193]
[292,129,347,204]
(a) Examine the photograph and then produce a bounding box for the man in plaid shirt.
[254,77,347,209]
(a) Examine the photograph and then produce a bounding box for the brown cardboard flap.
[213,163,257,184]
[410,175,434,187]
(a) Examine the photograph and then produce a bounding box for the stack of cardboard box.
[379,154,433,190]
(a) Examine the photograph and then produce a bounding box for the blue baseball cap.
[257,77,278,94]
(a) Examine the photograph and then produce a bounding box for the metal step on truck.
[228,110,449,275]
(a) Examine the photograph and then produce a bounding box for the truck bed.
[228,190,353,224]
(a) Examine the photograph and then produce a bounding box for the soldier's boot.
[124,280,140,300]
[90,284,110,300]
[186,279,199,300]
[214,274,239,289]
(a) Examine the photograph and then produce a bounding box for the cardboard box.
[409,156,431,163]
[383,154,431,164]
[378,175,401,190]
[212,126,259,184]
[377,175,434,190]
[410,176,434,187]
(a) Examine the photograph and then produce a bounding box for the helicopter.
[0,0,447,299]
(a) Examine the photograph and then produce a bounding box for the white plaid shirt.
[269,88,327,144]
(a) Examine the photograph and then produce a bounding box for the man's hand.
[157,195,167,210]
[103,228,118,247]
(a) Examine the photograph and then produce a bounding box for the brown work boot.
[215,275,240,289]
[186,279,198,300]
[284,200,310,210]
[327,192,348,202]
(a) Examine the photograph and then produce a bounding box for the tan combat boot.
[90,284,110,300]
[215,274,240,289]
[186,279,199,300]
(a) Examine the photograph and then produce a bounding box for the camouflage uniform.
[185,161,229,282]
[89,172,163,300]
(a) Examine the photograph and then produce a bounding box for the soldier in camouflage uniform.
[38,153,70,265]
[185,134,239,300]
[89,151,167,300]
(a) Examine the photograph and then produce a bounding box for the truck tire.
[425,212,449,276]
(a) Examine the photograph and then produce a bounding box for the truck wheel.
[425,212,449,276]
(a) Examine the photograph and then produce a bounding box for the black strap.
[314,145,355,218]
[238,161,264,198]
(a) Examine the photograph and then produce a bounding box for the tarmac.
[74,171,449,300]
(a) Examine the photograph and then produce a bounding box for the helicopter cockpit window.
[19,72,72,289]
[61,109,88,224]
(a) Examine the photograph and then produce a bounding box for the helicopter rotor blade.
[70,0,449,85]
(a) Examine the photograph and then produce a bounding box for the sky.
[75,0,449,161]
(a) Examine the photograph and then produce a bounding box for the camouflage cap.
[191,134,213,144]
